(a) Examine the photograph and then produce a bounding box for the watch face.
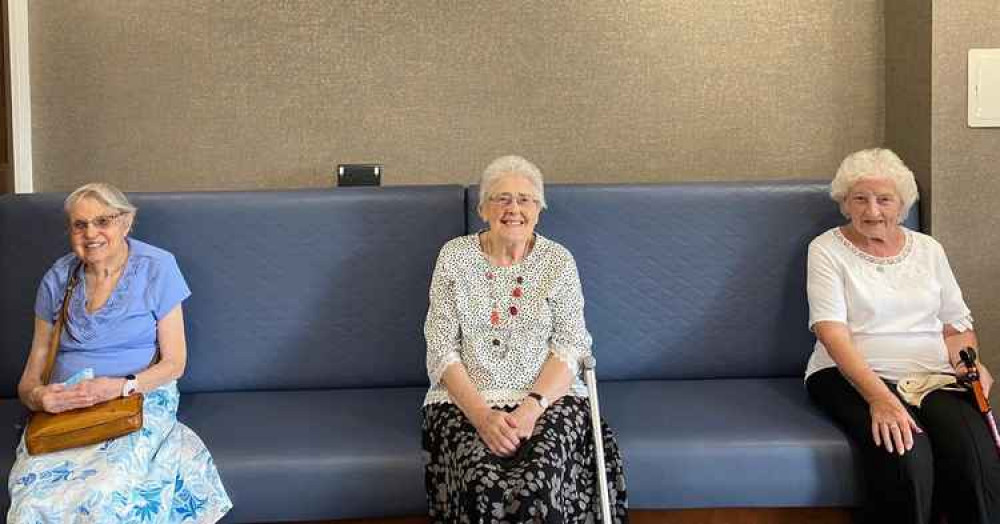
[122,378,138,397]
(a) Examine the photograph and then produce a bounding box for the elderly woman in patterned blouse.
[805,149,1000,524]
[7,183,231,523]
[421,156,628,522]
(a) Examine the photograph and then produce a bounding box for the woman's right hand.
[472,408,521,457]
[31,383,98,414]
[869,394,922,455]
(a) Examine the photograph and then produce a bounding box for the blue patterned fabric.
[7,382,231,523]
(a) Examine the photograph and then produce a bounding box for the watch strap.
[527,392,549,409]
[122,374,138,397]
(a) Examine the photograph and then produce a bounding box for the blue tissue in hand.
[63,367,95,386]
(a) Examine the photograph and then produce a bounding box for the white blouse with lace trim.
[423,233,592,407]
[805,227,974,382]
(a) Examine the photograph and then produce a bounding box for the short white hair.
[830,148,919,223]
[64,182,137,228]
[477,155,547,215]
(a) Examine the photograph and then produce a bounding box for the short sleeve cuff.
[34,265,64,324]
[808,317,847,332]
[34,301,56,324]
[153,256,191,320]
[946,314,975,333]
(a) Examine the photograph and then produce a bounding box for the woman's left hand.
[75,377,123,407]
[510,403,543,441]
[956,361,994,398]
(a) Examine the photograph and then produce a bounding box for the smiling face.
[843,176,902,242]
[67,197,131,267]
[480,173,542,246]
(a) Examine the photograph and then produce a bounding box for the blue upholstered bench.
[2,182,911,521]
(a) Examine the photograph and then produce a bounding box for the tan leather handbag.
[25,261,143,455]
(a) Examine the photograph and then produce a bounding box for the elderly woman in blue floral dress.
[7,183,231,523]
[421,156,628,522]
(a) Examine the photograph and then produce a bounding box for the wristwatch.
[121,374,138,397]
[527,392,550,409]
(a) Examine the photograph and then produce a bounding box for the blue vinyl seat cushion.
[2,381,859,517]
[177,388,429,522]
[600,378,860,508]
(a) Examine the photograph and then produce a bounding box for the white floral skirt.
[7,381,232,523]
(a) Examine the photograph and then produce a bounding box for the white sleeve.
[424,246,463,386]
[934,240,974,331]
[807,241,848,330]
[547,251,592,377]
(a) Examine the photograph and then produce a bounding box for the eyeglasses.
[488,193,540,208]
[70,212,127,233]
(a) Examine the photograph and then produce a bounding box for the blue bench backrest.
[469,181,920,380]
[1,181,920,395]
[0,187,465,395]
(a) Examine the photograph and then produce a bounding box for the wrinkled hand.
[870,395,922,455]
[75,377,124,405]
[472,408,520,457]
[31,383,98,414]
[509,403,542,442]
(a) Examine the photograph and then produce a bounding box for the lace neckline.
[833,227,913,266]
[473,231,543,269]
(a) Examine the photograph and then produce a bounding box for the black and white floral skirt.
[421,396,628,523]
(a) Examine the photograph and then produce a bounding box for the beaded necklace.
[481,233,535,354]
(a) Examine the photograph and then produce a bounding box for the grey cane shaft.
[583,360,613,523]
[987,412,1000,456]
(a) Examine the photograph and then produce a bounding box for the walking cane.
[958,347,1000,456]
[582,355,614,524]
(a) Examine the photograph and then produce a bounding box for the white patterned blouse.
[423,233,593,407]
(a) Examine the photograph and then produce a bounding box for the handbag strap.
[40,260,84,386]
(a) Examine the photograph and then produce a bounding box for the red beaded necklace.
[486,273,525,327]
[480,233,534,330]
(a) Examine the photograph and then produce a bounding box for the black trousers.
[807,367,1000,524]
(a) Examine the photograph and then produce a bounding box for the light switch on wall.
[968,49,1000,127]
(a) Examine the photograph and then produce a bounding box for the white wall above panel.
[8,0,33,193]
[969,49,1000,128]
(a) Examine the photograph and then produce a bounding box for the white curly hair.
[830,148,919,223]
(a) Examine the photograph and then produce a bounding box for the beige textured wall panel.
[884,0,931,228]
[931,1,1000,401]
[30,1,882,191]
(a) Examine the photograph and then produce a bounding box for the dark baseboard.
[298,507,854,524]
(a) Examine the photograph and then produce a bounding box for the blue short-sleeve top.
[34,238,191,383]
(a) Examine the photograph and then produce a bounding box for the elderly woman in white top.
[805,149,999,524]
[421,156,628,522]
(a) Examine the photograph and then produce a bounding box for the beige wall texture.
[930,1,1000,401]
[28,1,883,191]
[884,0,931,226]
